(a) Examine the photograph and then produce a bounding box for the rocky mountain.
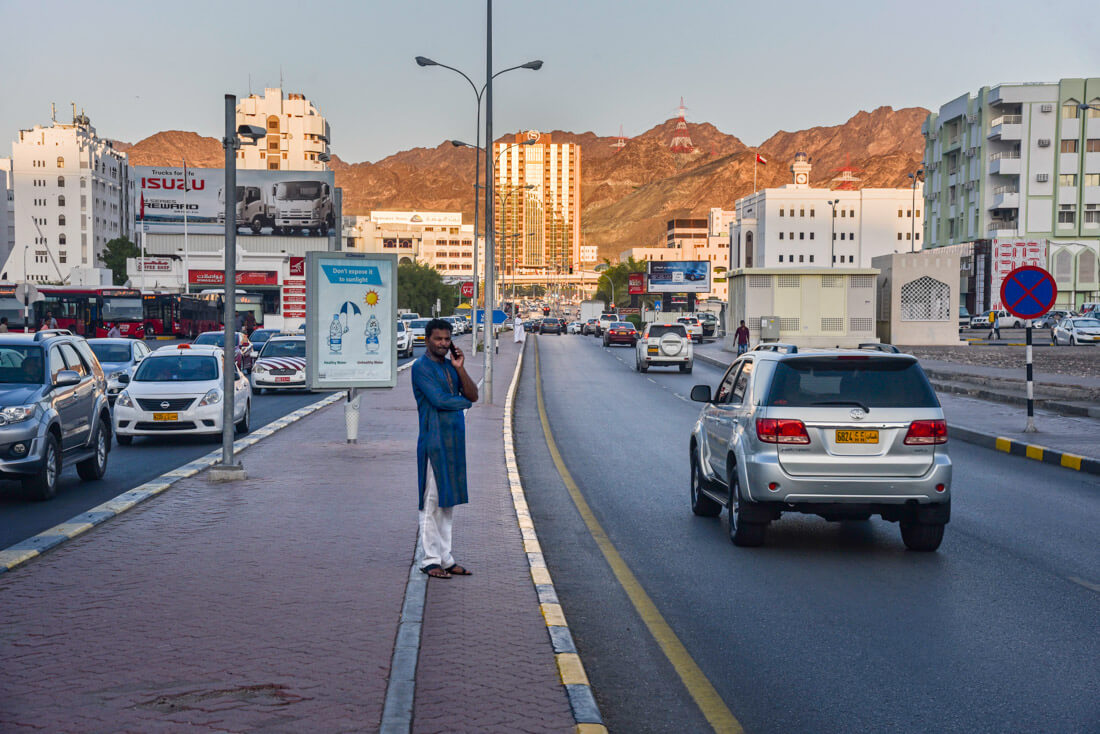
[116,105,928,261]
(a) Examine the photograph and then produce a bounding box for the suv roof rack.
[34,329,74,340]
[858,342,901,354]
[752,342,798,354]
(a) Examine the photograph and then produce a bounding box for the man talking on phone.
[411,318,479,578]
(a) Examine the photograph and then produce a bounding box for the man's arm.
[412,362,473,411]
[450,345,479,403]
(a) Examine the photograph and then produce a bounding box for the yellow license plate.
[836,429,878,444]
[153,412,178,422]
[648,347,658,354]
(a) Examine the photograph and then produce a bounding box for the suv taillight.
[904,419,948,445]
[756,418,811,444]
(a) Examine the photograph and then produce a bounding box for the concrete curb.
[694,351,1100,477]
[0,362,416,576]
[503,341,607,733]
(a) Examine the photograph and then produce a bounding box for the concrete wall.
[873,251,965,346]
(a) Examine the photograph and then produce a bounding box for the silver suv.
[0,331,112,500]
[689,344,951,551]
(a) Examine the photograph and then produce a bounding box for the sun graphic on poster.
[363,290,380,308]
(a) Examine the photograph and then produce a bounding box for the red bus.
[34,286,146,338]
[143,293,221,338]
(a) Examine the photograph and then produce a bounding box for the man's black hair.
[424,318,453,341]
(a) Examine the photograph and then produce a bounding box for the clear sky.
[1,0,1097,163]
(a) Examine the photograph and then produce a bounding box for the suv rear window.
[648,325,687,337]
[766,357,939,408]
[0,346,45,384]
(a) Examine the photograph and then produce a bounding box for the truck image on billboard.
[646,261,710,293]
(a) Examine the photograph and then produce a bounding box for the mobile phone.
[448,343,459,358]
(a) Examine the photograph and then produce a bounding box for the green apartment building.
[922,78,1100,309]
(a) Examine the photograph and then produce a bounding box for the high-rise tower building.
[493,131,581,276]
[236,88,331,171]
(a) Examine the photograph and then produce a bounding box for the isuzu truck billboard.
[136,166,335,237]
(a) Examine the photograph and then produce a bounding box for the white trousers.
[419,470,454,570]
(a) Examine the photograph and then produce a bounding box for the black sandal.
[421,564,451,579]
[445,564,472,576]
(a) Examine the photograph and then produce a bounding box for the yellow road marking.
[557,653,590,685]
[542,602,567,627]
[1060,453,1083,471]
[1025,445,1044,461]
[995,437,1012,453]
[533,339,743,734]
[576,724,609,734]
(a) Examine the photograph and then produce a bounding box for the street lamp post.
[214,95,265,479]
[908,169,923,253]
[827,199,840,267]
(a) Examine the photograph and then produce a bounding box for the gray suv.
[689,344,951,551]
[0,331,112,500]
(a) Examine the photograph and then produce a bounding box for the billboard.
[628,272,645,294]
[646,261,711,293]
[991,239,1047,310]
[136,166,336,237]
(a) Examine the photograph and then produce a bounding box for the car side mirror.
[690,384,713,403]
[54,369,81,388]
[118,373,130,384]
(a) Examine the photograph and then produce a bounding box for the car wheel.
[690,451,722,517]
[235,402,251,434]
[679,363,693,373]
[116,434,133,446]
[76,418,110,481]
[728,461,767,547]
[24,433,61,501]
[1071,336,1078,346]
[900,521,944,552]
[255,387,265,395]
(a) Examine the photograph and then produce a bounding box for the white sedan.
[252,335,308,392]
[113,344,252,444]
[1051,317,1100,345]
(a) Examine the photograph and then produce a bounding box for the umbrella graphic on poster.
[328,300,361,354]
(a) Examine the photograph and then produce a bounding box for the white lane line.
[647,378,656,384]
[1068,576,1100,593]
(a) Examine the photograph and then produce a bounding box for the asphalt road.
[514,333,1100,733]
[0,349,419,550]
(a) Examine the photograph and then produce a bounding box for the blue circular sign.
[1000,266,1057,320]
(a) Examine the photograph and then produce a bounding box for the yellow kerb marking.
[541,603,567,627]
[995,437,1012,453]
[531,566,553,585]
[1060,453,1082,470]
[1025,445,1043,461]
[533,339,744,734]
[576,725,609,734]
[556,653,589,686]
[523,537,542,553]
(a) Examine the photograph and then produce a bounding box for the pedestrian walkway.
[0,336,577,732]
[693,340,1100,469]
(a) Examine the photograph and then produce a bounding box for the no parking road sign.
[1000,265,1057,321]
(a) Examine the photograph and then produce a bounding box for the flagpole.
[183,160,190,294]
[753,155,757,194]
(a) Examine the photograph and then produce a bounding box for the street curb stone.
[503,340,608,733]
[693,351,1100,478]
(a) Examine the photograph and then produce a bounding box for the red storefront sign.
[289,257,305,277]
[189,270,278,286]
[628,273,645,295]
[284,310,306,318]
[283,287,306,295]
[283,295,306,304]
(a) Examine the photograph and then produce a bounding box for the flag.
[139,192,144,220]
[756,154,767,165]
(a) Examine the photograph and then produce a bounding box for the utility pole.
[484,0,496,404]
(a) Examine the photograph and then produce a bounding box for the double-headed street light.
[827,199,840,267]
[907,169,924,253]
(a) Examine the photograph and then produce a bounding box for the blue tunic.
[412,354,472,509]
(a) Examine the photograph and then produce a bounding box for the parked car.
[636,323,693,372]
[408,319,430,347]
[538,318,563,335]
[958,306,971,330]
[688,344,951,551]
[88,338,152,406]
[113,343,252,444]
[969,310,1024,330]
[1051,317,1100,345]
[602,322,638,347]
[193,331,255,372]
[252,335,308,393]
[697,312,718,338]
[396,320,414,358]
[399,312,421,322]
[0,331,113,500]
[1037,310,1073,330]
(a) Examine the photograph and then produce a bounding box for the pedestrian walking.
[513,314,525,344]
[44,312,58,330]
[411,318,479,579]
[107,323,121,338]
[987,310,1001,340]
[735,319,750,355]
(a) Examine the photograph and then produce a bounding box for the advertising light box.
[306,252,398,390]
[136,166,336,238]
[647,261,710,293]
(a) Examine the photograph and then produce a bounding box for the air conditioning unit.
[967,113,978,123]
[1036,173,1049,182]
[1040,103,1053,113]
[1038,138,1051,147]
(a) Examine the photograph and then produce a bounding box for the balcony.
[987,220,1019,238]
[989,150,1021,175]
[988,115,1023,141]
[991,185,1020,210]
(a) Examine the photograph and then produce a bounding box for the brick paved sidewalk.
[0,337,573,733]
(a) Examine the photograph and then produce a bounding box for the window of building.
[849,209,855,218]
[58,214,65,226]
[809,232,814,240]
[1058,204,1076,225]
[778,208,784,217]
[58,234,66,245]
[840,232,846,240]
[916,232,920,240]
[915,209,921,218]
[809,255,815,263]
[799,208,805,217]
[1061,139,1079,153]
[1062,100,1080,119]
[1084,174,1100,187]
[1086,99,1100,118]
[810,208,815,217]
[832,232,836,240]
[840,209,846,218]
[898,209,903,218]
[799,232,805,240]
[1087,139,1100,153]
[268,162,279,170]
[779,232,784,240]
[798,254,804,263]
[58,195,65,207]
[898,233,903,240]
[1059,174,1078,187]
[1084,205,1099,225]
[778,254,784,262]
[789,232,794,240]
[907,232,912,240]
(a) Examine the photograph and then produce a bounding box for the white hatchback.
[113,344,252,444]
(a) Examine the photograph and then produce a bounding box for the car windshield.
[767,357,939,408]
[648,325,686,337]
[1071,319,1100,328]
[542,319,558,324]
[103,297,144,321]
[134,355,218,382]
[90,343,131,363]
[261,340,305,358]
[250,330,277,345]
[0,346,45,384]
[194,332,236,346]
[410,320,430,329]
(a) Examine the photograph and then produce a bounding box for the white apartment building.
[1,112,134,283]
[494,131,581,274]
[0,158,13,268]
[343,212,484,281]
[732,153,923,270]
[579,244,598,265]
[622,208,736,300]
[236,88,331,171]
[922,78,1100,309]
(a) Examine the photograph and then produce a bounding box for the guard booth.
[873,252,966,346]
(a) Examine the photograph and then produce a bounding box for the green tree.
[397,261,458,316]
[595,257,653,309]
[98,237,140,286]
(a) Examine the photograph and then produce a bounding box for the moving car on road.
[676,316,704,342]
[635,323,692,372]
[595,313,620,337]
[113,343,252,445]
[1051,317,1100,345]
[538,318,563,335]
[689,344,951,551]
[408,319,430,347]
[0,332,112,500]
[582,319,599,336]
[602,322,638,347]
[567,321,583,334]
[252,335,308,393]
[247,328,282,352]
[193,331,255,372]
[88,338,152,406]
